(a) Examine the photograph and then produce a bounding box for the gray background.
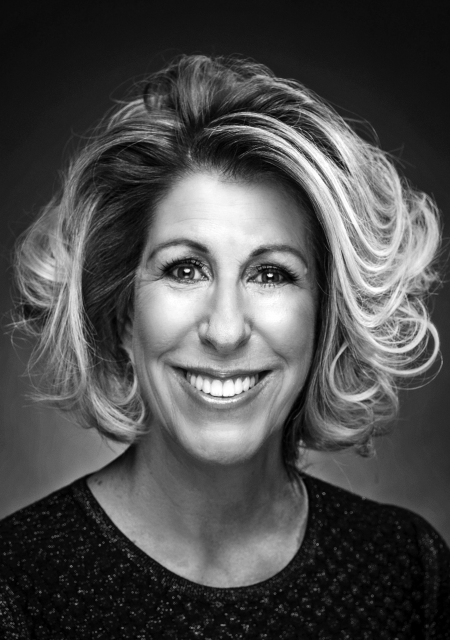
[1,1,449,543]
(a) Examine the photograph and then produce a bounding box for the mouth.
[180,368,270,399]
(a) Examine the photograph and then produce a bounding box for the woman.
[1,54,448,638]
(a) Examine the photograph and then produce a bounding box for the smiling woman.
[1,54,449,638]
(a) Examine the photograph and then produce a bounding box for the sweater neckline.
[71,471,320,600]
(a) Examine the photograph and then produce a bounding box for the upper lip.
[176,366,268,379]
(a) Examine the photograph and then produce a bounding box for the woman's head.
[14,54,441,470]
[122,171,318,467]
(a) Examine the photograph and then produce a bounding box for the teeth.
[185,371,260,397]
[222,380,235,397]
[210,380,223,397]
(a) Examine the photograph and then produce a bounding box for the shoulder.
[302,471,449,550]
[302,472,450,634]
[0,479,85,553]
[0,478,93,587]
[0,482,89,638]
[0,477,147,637]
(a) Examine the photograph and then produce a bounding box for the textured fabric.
[0,472,449,639]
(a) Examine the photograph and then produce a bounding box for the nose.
[198,280,251,353]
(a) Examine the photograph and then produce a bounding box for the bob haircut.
[14,54,441,470]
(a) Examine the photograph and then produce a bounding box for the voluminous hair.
[13,54,441,469]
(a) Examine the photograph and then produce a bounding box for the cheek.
[133,286,198,358]
[257,293,316,367]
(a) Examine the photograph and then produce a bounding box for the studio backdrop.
[1,0,449,542]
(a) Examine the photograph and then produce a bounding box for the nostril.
[198,291,251,351]
[199,317,251,352]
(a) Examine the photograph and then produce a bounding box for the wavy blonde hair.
[13,54,441,469]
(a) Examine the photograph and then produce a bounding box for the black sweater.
[0,473,449,639]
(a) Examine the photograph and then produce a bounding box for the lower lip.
[172,368,271,408]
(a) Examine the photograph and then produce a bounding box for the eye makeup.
[159,256,209,282]
[250,263,299,286]
[155,253,305,288]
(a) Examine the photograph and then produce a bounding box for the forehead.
[148,172,313,257]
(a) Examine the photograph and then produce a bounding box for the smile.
[185,370,261,398]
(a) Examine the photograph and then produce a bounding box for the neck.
[91,421,305,538]
[88,429,308,587]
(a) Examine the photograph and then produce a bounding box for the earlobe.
[120,315,135,364]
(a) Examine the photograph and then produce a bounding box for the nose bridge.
[200,275,250,351]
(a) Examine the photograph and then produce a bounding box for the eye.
[252,266,292,286]
[173,265,199,280]
[165,258,208,282]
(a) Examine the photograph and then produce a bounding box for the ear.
[120,311,135,364]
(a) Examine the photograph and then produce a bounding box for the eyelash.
[160,257,298,286]
[253,264,298,286]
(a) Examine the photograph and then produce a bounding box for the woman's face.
[124,172,318,467]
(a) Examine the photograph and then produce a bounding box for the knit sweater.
[0,473,449,639]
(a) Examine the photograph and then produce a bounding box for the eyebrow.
[147,239,209,262]
[148,239,308,266]
[248,243,308,266]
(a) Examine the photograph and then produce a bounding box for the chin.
[174,421,280,468]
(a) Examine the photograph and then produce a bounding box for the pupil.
[178,266,193,279]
